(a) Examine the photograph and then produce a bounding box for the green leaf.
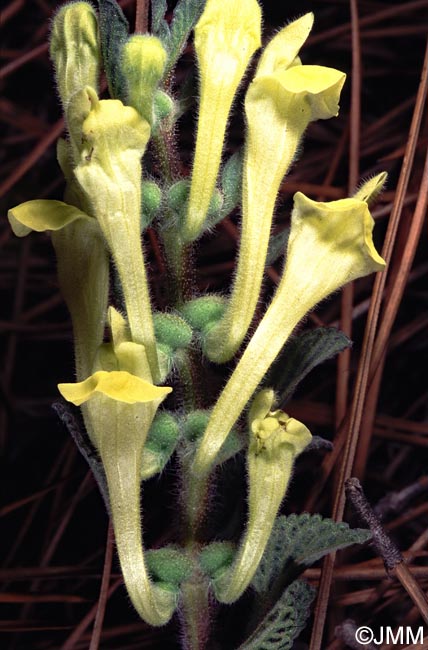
[206,149,243,228]
[238,580,315,650]
[161,0,206,79]
[266,327,352,406]
[253,514,371,595]
[265,228,289,266]
[97,0,129,101]
[151,0,169,36]
[221,149,243,214]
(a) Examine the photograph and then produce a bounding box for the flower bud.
[141,180,162,229]
[154,90,175,123]
[141,412,180,480]
[50,2,100,107]
[122,35,167,124]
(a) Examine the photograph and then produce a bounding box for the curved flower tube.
[193,189,386,477]
[8,199,108,381]
[182,0,262,242]
[214,389,311,603]
[59,309,175,626]
[205,14,346,362]
[74,88,160,381]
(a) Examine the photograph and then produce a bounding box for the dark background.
[1,1,428,648]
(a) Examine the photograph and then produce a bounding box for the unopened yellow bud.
[50,1,100,107]
[122,35,168,124]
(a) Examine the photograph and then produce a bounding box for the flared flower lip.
[58,370,172,406]
[292,191,386,271]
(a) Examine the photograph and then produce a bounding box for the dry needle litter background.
[1,1,428,649]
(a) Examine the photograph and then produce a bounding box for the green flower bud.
[167,179,191,217]
[154,89,175,122]
[156,343,174,382]
[183,410,211,442]
[50,2,100,107]
[141,411,180,480]
[199,542,235,580]
[141,180,162,229]
[146,547,193,588]
[122,35,167,124]
[180,295,226,333]
[154,312,193,351]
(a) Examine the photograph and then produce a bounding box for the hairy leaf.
[206,149,243,229]
[161,0,206,78]
[266,228,290,266]
[98,0,129,101]
[221,149,243,215]
[266,327,352,405]
[253,514,371,595]
[151,0,169,35]
[239,580,315,650]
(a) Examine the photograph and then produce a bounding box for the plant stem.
[161,228,188,306]
[135,0,149,33]
[151,106,212,647]
[179,469,212,650]
[180,570,211,650]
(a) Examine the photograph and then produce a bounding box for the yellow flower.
[214,390,311,603]
[204,13,346,362]
[70,89,160,380]
[9,88,160,381]
[183,0,262,242]
[59,308,175,626]
[8,200,108,381]
[193,189,386,477]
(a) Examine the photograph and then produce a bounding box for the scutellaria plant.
[8,0,386,647]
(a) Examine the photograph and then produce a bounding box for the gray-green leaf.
[151,0,169,36]
[266,327,352,406]
[97,0,129,101]
[266,228,289,266]
[161,0,206,79]
[253,514,371,595]
[206,149,243,228]
[238,580,315,650]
